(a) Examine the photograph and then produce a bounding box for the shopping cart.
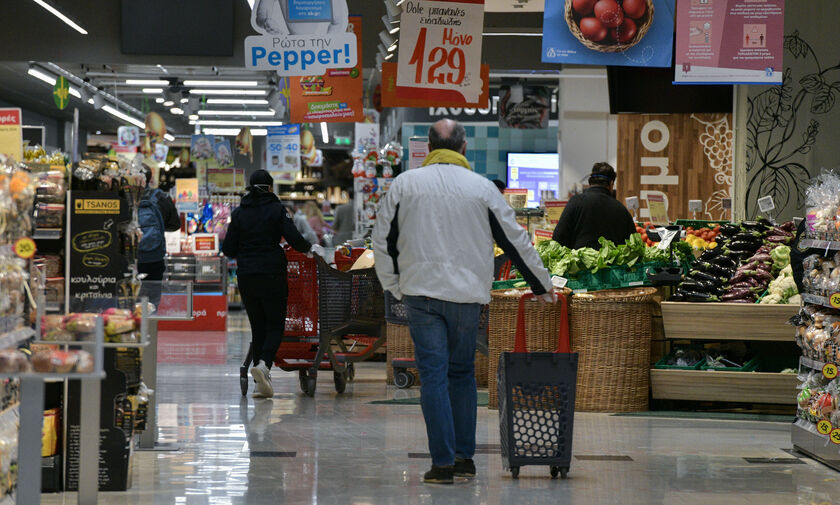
[498,292,577,479]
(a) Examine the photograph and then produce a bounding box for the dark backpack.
[138,188,167,263]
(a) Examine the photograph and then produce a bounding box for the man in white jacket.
[372,119,554,484]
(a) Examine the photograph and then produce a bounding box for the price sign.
[758,195,776,213]
[823,363,838,380]
[817,419,833,436]
[830,292,840,309]
[831,428,840,445]
[397,0,485,103]
[14,237,36,259]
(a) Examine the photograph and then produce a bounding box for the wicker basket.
[487,287,573,409]
[386,322,488,387]
[565,0,654,53]
[570,287,657,412]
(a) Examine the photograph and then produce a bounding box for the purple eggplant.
[723,288,754,300]
[727,298,756,303]
[748,253,772,263]
[766,235,793,244]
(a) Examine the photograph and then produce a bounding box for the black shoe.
[423,465,454,484]
[454,458,476,478]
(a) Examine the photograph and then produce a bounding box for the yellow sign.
[830,292,840,309]
[0,108,22,161]
[822,363,838,380]
[53,76,70,110]
[830,428,840,445]
[74,199,120,214]
[817,419,833,436]
[207,168,235,192]
[646,194,669,225]
[14,237,36,259]
[544,200,567,224]
[534,229,554,245]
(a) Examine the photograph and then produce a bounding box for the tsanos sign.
[245,0,357,75]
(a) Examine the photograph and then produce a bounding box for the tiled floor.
[43,314,840,504]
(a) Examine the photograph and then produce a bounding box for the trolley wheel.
[239,366,249,396]
[334,371,347,394]
[511,467,520,479]
[550,466,560,479]
[299,369,317,397]
[346,362,355,381]
[560,467,569,479]
[394,370,414,389]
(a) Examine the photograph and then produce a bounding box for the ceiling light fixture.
[189,89,266,96]
[203,127,267,136]
[182,80,260,87]
[164,133,175,141]
[195,120,285,127]
[126,79,168,86]
[197,110,276,116]
[180,97,189,103]
[188,114,199,120]
[27,67,81,98]
[320,122,329,144]
[163,100,175,107]
[30,0,87,35]
[155,98,165,104]
[142,88,163,94]
[206,98,269,105]
[170,107,184,115]
[102,105,145,128]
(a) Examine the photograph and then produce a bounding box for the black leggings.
[238,274,288,368]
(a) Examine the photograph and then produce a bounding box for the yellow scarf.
[421,149,472,170]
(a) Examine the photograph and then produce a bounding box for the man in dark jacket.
[138,165,181,283]
[552,162,636,250]
[222,170,316,398]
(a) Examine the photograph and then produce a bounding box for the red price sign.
[407,27,467,86]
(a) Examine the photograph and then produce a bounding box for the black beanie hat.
[248,170,274,191]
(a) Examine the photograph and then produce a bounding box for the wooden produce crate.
[660,301,798,341]
[650,369,798,405]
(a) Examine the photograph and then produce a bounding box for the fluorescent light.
[142,88,163,94]
[68,87,81,98]
[164,133,175,141]
[206,98,269,105]
[30,0,87,35]
[385,52,394,60]
[156,64,169,74]
[28,67,81,99]
[198,110,276,116]
[87,98,94,105]
[189,89,266,96]
[188,114,199,120]
[183,80,259,87]
[163,100,175,107]
[320,122,329,143]
[180,97,189,103]
[102,105,145,129]
[196,120,285,127]
[155,98,164,103]
[204,127,267,136]
[246,0,255,9]
[170,107,184,115]
[126,79,167,86]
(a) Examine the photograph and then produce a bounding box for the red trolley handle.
[514,292,570,354]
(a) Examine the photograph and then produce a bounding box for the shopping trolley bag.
[498,292,578,479]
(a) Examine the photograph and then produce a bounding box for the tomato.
[621,0,646,18]
[641,233,648,242]
[644,221,652,229]
[686,227,694,232]
[713,225,721,233]
[579,17,608,42]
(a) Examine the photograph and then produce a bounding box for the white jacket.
[372,163,551,305]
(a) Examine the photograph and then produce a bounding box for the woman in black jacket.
[222,170,315,398]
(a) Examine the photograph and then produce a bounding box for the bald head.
[429,118,467,154]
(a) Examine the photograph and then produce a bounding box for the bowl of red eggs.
[565,0,654,52]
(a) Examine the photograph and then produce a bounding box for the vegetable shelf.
[650,369,798,404]
[661,301,798,341]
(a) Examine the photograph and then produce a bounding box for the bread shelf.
[660,301,798,341]
[650,369,798,404]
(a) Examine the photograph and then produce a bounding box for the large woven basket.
[570,287,657,412]
[487,287,573,409]
[385,323,488,387]
[565,0,654,53]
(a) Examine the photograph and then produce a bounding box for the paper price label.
[14,237,36,259]
[830,292,840,309]
[823,363,838,380]
[817,419,833,436]
[757,195,775,213]
[830,428,840,445]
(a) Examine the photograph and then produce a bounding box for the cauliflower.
[759,293,783,304]
[788,294,802,305]
[774,275,797,293]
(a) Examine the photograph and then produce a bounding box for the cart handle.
[514,292,570,354]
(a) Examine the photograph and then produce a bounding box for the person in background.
[302,200,330,244]
[222,171,322,398]
[332,188,355,244]
[283,202,319,246]
[492,179,506,194]
[137,165,181,305]
[373,118,555,485]
[551,162,636,250]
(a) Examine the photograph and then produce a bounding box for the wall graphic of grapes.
[692,114,733,220]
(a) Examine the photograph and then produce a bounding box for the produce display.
[683,225,721,251]
[23,145,66,167]
[793,306,840,364]
[802,253,840,297]
[671,220,796,303]
[805,171,840,241]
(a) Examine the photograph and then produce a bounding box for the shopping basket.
[498,292,577,479]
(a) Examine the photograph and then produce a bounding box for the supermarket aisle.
[43,314,840,505]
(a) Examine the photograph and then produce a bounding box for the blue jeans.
[402,295,480,467]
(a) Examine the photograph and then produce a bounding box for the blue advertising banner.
[541,0,675,67]
[288,0,332,22]
[266,124,301,184]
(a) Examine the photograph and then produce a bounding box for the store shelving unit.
[653,302,800,404]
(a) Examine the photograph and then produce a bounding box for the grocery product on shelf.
[805,171,840,241]
[682,225,721,251]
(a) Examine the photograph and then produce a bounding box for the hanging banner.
[214,139,234,168]
[245,0,357,75]
[207,168,236,192]
[674,0,784,84]
[117,126,140,147]
[499,84,550,129]
[175,178,200,213]
[408,136,429,170]
[0,108,22,161]
[152,143,169,163]
[396,0,485,104]
[267,124,301,176]
[541,0,675,67]
[354,109,380,152]
[53,76,70,110]
[191,134,216,161]
[289,15,364,123]
[145,112,166,143]
[381,62,490,108]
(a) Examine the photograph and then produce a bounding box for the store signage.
[504,188,528,209]
[214,139,233,168]
[817,419,833,436]
[53,76,70,110]
[267,124,301,175]
[499,84,550,129]
[191,134,216,161]
[192,233,219,254]
[830,293,840,310]
[408,136,429,170]
[542,0,675,67]
[354,109,380,152]
[244,0,357,75]
[831,428,840,445]
[152,143,169,163]
[544,200,567,224]
[13,237,36,259]
[396,0,486,104]
[645,193,669,225]
[757,195,775,214]
[381,62,490,108]
[117,126,140,147]
[68,192,124,311]
[675,0,784,84]
[534,229,553,244]
[0,108,22,161]
[290,16,364,123]
[176,178,200,213]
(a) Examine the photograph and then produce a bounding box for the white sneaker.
[250,361,274,398]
